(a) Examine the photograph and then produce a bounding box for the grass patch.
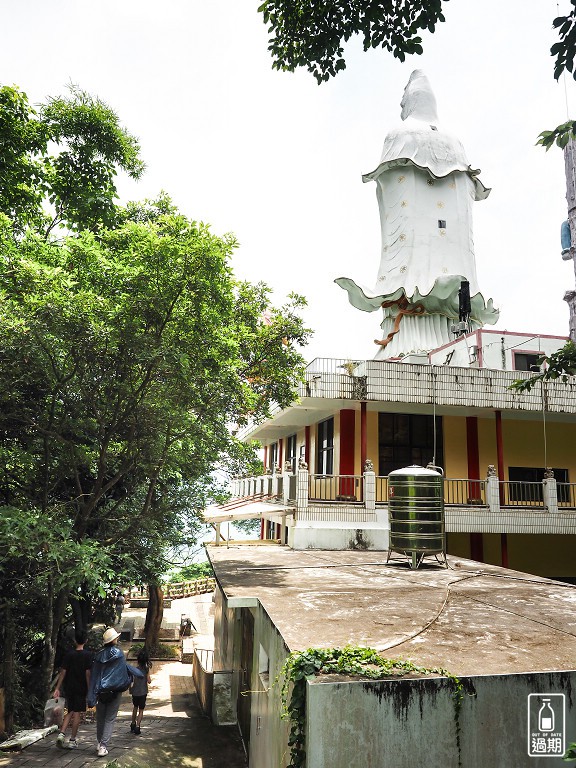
[129,642,179,659]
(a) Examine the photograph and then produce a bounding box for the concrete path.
[0,595,246,768]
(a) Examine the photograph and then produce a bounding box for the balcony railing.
[499,481,545,508]
[230,472,576,515]
[558,483,576,508]
[444,479,486,506]
[309,474,364,502]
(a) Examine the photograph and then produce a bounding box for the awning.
[203,497,294,525]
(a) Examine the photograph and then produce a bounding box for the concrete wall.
[288,523,389,551]
[249,607,291,768]
[306,671,576,768]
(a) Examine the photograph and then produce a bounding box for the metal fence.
[309,474,364,502]
[558,483,576,508]
[499,481,544,507]
[444,479,487,506]
[375,476,388,503]
[288,474,297,502]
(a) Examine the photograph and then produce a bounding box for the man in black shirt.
[53,629,93,749]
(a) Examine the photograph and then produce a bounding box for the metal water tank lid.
[388,464,442,477]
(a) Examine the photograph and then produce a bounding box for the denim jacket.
[87,645,143,707]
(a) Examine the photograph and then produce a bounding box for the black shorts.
[66,693,87,713]
[131,695,147,709]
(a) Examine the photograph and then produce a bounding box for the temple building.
[199,73,576,767]
[206,71,576,581]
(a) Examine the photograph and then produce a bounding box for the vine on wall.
[279,646,464,768]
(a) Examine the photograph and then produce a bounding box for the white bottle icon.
[539,699,554,732]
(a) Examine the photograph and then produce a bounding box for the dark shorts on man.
[131,694,147,709]
[66,692,88,713]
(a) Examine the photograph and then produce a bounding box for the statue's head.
[400,70,439,123]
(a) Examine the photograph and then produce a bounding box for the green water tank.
[388,465,445,568]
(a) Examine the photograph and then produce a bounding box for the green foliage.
[510,340,576,392]
[129,642,179,659]
[231,518,261,534]
[537,121,576,151]
[258,0,446,83]
[0,83,142,234]
[167,562,213,582]
[278,646,464,768]
[565,742,576,761]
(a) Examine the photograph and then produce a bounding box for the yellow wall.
[502,420,576,480]
[507,534,576,578]
[442,416,468,477]
[304,412,576,481]
[366,411,379,472]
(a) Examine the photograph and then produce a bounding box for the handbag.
[97,689,119,704]
[44,697,65,727]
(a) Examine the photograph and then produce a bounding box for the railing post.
[486,465,500,514]
[283,461,292,505]
[364,460,375,512]
[296,460,309,511]
[542,469,558,513]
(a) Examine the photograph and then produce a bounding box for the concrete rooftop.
[207,546,576,677]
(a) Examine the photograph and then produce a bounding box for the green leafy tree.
[258,0,446,83]
[257,1,576,151]
[0,83,143,234]
[0,196,310,714]
[510,340,576,392]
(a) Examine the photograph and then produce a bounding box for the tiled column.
[296,467,309,511]
[543,471,558,514]
[364,462,375,512]
[486,465,500,514]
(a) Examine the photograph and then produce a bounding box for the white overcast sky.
[2,0,575,361]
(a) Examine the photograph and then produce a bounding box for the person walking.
[87,627,143,757]
[129,649,152,735]
[53,628,93,749]
[114,592,125,625]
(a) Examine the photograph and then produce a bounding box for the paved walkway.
[0,596,246,768]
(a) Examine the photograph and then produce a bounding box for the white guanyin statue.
[335,70,498,358]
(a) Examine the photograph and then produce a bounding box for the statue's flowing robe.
[336,71,498,356]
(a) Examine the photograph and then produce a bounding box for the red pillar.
[278,438,283,469]
[466,416,484,562]
[340,409,356,497]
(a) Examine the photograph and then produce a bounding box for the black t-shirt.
[62,649,93,695]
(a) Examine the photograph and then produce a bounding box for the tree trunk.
[69,584,92,633]
[39,582,70,703]
[144,585,164,652]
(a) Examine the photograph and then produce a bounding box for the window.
[513,352,541,372]
[508,467,569,503]
[268,442,278,471]
[316,418,334,475]
[378,413,443,477]
[438,220,446,229]
[285,434,297,472]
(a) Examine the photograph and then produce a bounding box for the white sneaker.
[67,738,78,749]
[97,744,108,756]
[56,732,67,748]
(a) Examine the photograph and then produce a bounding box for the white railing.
[230,472,576,515]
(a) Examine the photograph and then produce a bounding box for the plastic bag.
[44,697,65,727]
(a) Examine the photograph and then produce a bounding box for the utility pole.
[563,139,576,342]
